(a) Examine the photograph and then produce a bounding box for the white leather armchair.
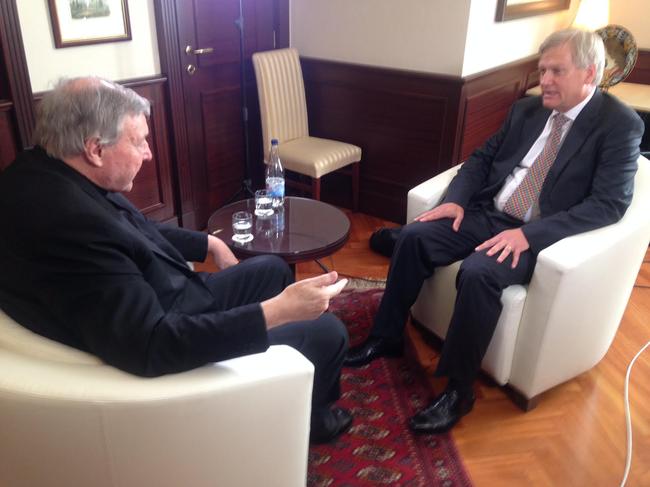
[407,155,650,410]
[0,309,314,487]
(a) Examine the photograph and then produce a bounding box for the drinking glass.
[254,189,274,216]
[231,211,253,242]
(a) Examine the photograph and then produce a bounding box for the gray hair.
[32,77,151,159]
[539,28,605,86]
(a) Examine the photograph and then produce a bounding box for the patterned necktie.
[503,113,570,221]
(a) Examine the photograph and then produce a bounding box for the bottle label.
[266,177,285,207]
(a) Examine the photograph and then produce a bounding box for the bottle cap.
[271,139,278,145]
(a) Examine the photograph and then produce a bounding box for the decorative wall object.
[496,0,571,22]
[596,24,638,89]
[48,0,131,48]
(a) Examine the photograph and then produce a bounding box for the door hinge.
[273,30,276,49]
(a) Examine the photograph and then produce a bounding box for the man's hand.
[475,228,530,268]
[414,202,464,232]
[261,271,347,329]
[207,234,239,270]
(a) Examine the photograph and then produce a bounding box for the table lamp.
[572,0,609,31]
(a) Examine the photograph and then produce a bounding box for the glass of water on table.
[231,211,253,242]
[254,189,274,216]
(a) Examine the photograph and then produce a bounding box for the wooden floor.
[293,210,650,487]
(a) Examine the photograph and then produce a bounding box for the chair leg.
[351,162,360,212]
[311,177,321,201]
[505,386,541,412]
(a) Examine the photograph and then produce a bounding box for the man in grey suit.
[0,77,352,444]
[345,28,644,433]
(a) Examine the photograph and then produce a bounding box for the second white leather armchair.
[406,155,650,410]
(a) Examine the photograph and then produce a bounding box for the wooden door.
[176,0,275,227]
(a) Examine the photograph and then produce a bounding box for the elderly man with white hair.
[346,28,644,434]
[0,76,353,444]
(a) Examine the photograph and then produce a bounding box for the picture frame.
[47,0,132,48]
[495,0,571,22]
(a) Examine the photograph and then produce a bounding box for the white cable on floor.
[620,340,650,487]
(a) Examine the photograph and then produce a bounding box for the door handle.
[185,45,214,56]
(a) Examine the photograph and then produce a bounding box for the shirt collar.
[553,86,596,122]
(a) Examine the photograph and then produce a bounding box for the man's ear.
[83,137,103,167]
[585,63,597,86]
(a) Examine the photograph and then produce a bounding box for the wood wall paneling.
[0,39,10,99]
[626,49,650,85]
[613,49,650,153]
[461,80,521,162]
[0,0,35,149]
[460,56,539,162]
[300,56,539,223]
[124,78,178,224]
[301,58,463,223]
[274,0,290,48]
[0,101,18,171]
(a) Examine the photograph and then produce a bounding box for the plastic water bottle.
[266,139,285,208]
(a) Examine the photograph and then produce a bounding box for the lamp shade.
[572,0,609,31]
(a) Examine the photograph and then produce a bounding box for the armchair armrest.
[510,175,650,398]
[406,164,462,222]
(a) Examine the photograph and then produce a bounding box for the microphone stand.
[225,0,255,204]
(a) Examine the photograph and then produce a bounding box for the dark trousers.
[371,205,536,384]
[203,255,348,416]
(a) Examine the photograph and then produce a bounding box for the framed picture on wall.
[48,0,132,48]
[495,0,571,22]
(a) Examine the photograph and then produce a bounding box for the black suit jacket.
[443,91,644,253]
[0,148,269,376]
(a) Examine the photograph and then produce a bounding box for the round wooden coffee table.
[207,197,350,273]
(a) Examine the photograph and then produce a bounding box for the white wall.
[290,0,589,77]
[610,0,650,48]
[461,0,578,77]
[16,0,647,94]
[461,0,649,77]
[17,0,160,93]
[291,0,471,76]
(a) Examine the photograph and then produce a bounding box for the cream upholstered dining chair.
[0,309,314,487]
[252,48,361,210]
[406,155,650,411]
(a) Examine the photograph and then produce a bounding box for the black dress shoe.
[343,336,403,367]
[310,407,353,444]
[408,389,475,434]
[369,226,402,257]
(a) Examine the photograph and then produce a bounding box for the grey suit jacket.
[443,91,644,253]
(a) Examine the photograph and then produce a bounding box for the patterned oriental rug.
[307,287,473,487]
